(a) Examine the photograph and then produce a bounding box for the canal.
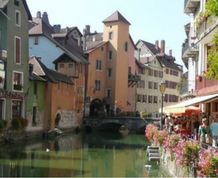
[0,131,168,177]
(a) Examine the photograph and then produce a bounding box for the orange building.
[84,11,139,116]
[30,56,75,131]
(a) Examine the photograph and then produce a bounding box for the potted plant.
[14,83,22,90]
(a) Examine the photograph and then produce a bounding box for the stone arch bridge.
[83,117,160,134]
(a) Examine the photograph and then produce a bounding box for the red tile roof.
[102,10,131,25]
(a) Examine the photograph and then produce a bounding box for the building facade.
[0,0,31,122]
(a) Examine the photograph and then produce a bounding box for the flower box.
[14,84,22,90]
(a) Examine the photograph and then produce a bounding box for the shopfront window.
[12,100,22,117]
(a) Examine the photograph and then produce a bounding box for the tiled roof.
[30,56,74,84]
[85,41,107,53]
[29,72,46,82]
[29,17,88,64]
[0,0,9,8]
[135,58,146,68]
[0,0,31,20]
[86,32,103,42]
[102,10,131,25]
[157,55,182,71]
[140,40,160,55]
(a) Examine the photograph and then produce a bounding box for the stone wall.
[160,147,194,178]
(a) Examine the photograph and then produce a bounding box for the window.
[142,95,147,103]
[137,94,141,102]
[33,36,38,45]
[154,82,158,89]
[60,64,64,68]
[95,80,101,91]
[13,71,23,91]
[148,69,153,76]
[138,80,145,88]
[96,60,102,70]
[107,68,112,77]
[166,68,169,74]
[15,37,21,64]
[109,32,113,40]
[68,64,73,68]
[15,10,21,26]
[154,70,158,77]
[101,47,104,51]
[165,94,168,102]
[12,100,22,117]
[148,95,152,103]
[106,88,111,97]
[108,51,112,60]
[34,82,37,95]
[139,68,145,74]
[159,71,163,78]
[153,96,158,103]
[148,81,152,89]
[124,42,128,52]
[14,0,19,6]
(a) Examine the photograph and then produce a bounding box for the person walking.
[193,117,200,140]
[210,118,218,147]
[198,118,210,148]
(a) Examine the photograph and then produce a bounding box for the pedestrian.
[210,117,218,147]
[198,118,211,148]
[193,116,200,140]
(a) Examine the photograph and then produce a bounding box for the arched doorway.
[55,113,61,127]
[90,99,104,116]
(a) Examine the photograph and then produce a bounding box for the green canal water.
[0,131,168,177]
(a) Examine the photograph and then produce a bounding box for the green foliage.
[11,117,28,130]
[204,0,218,79]
[206,32,218,79]
[0,118,7,129]
[205,0,218,17]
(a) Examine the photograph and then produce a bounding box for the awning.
[162,93,218,114]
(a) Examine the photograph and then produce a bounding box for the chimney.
[85,25,90,35]
[160,40,165,54]
[42,12,50,26]
[53,24,61,33]
[36,11,41,18]
[82,29,87,51]
[155,40,159,50]
[169,49,172,56]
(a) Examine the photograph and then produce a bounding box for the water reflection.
[0,132,165,177]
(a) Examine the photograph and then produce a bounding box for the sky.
[26,0,190,70]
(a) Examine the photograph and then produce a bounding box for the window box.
[14,84,22,90]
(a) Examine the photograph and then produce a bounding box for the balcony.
[184,0,200,14]
[128,73,141,87]
[195,76,218,95]
[196,15,218,44]
[182,40,199,69]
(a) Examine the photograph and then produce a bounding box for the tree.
[204,0,218,79]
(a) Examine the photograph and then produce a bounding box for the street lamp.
[159,81,166,130]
